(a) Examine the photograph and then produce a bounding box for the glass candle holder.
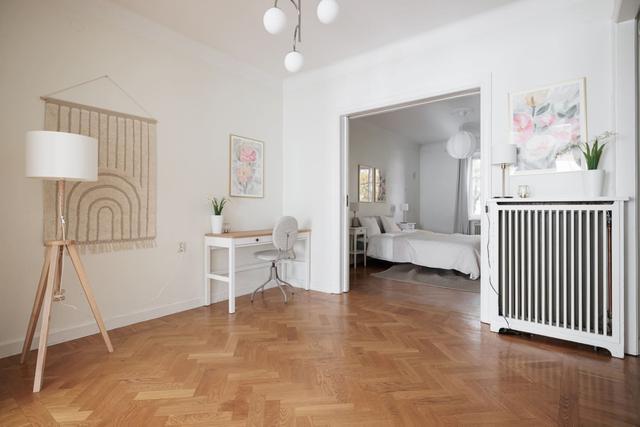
[518,185,530,198]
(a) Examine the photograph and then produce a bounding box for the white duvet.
[367,230,481,279]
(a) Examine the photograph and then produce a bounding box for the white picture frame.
[229,134,264,198]
[509,78,587,175]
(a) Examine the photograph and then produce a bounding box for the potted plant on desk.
[580,131,613,197]
[209,197,228,234]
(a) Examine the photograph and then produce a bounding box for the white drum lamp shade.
[263,7,287,34]
[491,143,517,165]
[446,131,476,159]
[25,131,98,181]
[317,0,339,24]
[284,50,304,73]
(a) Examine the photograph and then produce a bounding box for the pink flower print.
[513,113,534,143]
[236,164,253,185]
[550,118,581,145]
[239,147,257,163]
[534,113,555,129]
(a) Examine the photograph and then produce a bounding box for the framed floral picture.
[509,78,587,174]
[229,134,264,198]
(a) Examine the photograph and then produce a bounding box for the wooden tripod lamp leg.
[66,243,113,353]
[33,247,59,392]
[20,247,55,364]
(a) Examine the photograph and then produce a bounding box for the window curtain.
[454,158,469,234]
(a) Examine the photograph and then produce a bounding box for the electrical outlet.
[178,241,186,253]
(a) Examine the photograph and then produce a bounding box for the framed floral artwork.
[229,134,264,198]
[509,78,587,174]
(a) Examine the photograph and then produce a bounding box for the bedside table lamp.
[491,144,517,197]
[400,203,409,223]
[349,202,359,227]
[22,131,113,393]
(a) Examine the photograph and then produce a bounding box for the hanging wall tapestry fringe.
[41,97,157,252]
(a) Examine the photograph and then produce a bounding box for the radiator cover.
[488,199,625,358]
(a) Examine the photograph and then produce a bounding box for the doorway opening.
[339,87,490,320]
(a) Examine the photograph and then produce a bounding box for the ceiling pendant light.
[317,0,339,24]
[262,0,339,72]
[446,131,477,159]
[263,6,287,34]
[284,50,304,73]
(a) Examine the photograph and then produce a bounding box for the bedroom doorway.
[339,85,491,321]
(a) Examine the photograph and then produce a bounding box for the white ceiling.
[108,0,518,77]
[353,92,481,144]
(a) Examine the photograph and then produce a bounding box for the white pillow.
[381,216,401,233]
[360,216,381,236]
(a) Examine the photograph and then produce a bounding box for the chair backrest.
[272,216,298,252]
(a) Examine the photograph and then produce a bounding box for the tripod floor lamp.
[22,130,113,393]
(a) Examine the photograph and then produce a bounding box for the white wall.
[349,120,420,223]
[0,0,283,357]
[419,142,459,233]
[282,0,616,296]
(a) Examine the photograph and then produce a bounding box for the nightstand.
[399,222,416,232]
[349,226,367,270]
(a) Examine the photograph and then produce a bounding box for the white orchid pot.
[583,169,604,198]
[210,215,224,234]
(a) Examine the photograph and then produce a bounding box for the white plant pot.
[583,169,604,198]
[210,215,224,234]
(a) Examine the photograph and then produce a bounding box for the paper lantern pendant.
[446,131,476,159]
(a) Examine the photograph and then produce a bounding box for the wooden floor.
[1,261,639,426]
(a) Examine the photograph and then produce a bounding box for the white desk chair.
[251,216,298,303]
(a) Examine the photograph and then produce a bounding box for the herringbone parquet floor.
[1,261,639,426]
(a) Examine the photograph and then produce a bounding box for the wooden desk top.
[205,229,311,239]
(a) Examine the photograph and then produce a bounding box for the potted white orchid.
[209,197,228,234]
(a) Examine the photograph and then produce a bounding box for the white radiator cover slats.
[489,200,625,358]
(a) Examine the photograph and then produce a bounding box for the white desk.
[204,229,311,313]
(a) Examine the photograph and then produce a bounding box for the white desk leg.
[228,240,236,314]
[305,236,311,291]
[204,242,211,306]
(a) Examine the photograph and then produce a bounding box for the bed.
[366,229,481,279]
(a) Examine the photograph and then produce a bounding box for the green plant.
[209,197,228,215]
[580,131,614,170]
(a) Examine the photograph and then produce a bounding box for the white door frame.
[338,76,493,323]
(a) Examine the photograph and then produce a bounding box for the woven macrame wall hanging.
[41,96,157,252]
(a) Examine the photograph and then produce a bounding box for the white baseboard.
[0,297,202,359]
[2,274,316,359]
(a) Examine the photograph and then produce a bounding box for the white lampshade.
[349,201,359,212]
[284,50,304,73]
[400,203,409,212]
[317,0,339,24]
[263,7,287,34]
[446,131,476,159]
[491,144,517,165]
[25,131,98,181]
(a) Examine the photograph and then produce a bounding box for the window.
[358,165,374,202]
[468,156,482,219]
[359,165,386,203]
